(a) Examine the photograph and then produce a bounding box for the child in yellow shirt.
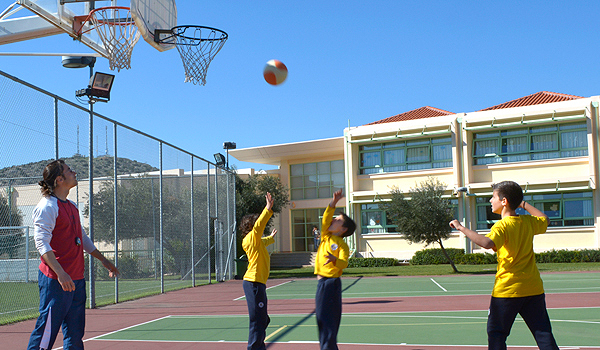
[450,181,559,350]
[314,189,356,350]
[240,192,277,350]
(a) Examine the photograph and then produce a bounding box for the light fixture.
[223,142,236,150]
[222,142,236,168]
[61,56,96,69]
[75,72,115,102]
[214,153,226,167]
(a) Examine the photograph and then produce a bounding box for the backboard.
[0,0,117,57]
[130,0,176,52]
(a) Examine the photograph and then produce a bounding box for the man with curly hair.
[240,192,277,350]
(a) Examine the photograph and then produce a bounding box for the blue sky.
[1,1,598,171]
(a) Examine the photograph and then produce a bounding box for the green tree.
[382,176,458,272]
[0,190,24,258]
[235,172,290,254]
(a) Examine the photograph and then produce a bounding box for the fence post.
[159,142,164,293]
[207,163,211,284]
[54,97,58,159]
[113,123,119,303]
[190,157,195,287]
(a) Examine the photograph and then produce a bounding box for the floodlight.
[214,153,226,167]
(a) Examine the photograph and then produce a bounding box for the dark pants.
[315,277,342,350]
[487,294,559,350]
[243,280,270,350]
[27,270,86,350]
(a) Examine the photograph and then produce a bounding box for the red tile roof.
[367,106,454,125]
[480,91,583,111]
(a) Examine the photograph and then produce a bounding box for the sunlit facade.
[231,92,600,260]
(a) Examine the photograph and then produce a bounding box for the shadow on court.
[265,277,363,348]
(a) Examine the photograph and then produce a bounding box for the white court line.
[233,280,293,301]
[51,315,173,349]
[430,278,447,292]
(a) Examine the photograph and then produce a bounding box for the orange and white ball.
[263,59,288,85]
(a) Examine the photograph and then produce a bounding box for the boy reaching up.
[450,181,559,350]
[240,192,277,350]
[314,189,356,350]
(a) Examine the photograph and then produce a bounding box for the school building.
[230,91,600,260]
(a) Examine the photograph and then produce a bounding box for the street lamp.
[223,141,236,169]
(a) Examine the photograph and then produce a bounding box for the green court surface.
[94,308,600,347]
[92,273,600,348]
[260,273,600,300]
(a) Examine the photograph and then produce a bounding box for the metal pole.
[214,167,220,281]
[113,123,118,303]
[207,163,211,284]
[151,178,157,279]
[226,171,232,280]
[25,227,29,282]
[88,99,95,308]
[159,142,164,293]
[54,98,59,159]
[190,157,195,287]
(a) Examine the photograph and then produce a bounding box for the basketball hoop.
[155,25,228,85]
[75,7,141,71]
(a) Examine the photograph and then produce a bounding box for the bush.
[535,249,600,263]
[348,257,398,267]
[458,252,497,265]
[410,248,465,265]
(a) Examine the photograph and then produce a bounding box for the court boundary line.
[429,278,448,291]
[85,309,600,349]
[233,280,294,301]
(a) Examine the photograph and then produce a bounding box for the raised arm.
[449,219,495,250]
[520,201,548,220]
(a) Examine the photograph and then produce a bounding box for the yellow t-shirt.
[242,208,274,284]
[314,205,349,278]
[486,215,548,298]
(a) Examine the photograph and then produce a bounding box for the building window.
[290,160,345,200]
[473,122,588,165]
[291,207,344,252]
[361,199,458,234]
[475,191,593,229]
[359,136,452,175]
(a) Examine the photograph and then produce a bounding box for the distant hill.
[0,155,158,186]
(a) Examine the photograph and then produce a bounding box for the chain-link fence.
[0,70,236,324]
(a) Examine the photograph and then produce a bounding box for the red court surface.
[2,276,599,350]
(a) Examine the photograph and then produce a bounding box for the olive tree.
[382,176,458,272]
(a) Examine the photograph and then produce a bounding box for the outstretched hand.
[270,229,278,237]
[331,189,344,207]
[265,192,274,211]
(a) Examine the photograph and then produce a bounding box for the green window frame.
[359,136,452,174]
[290,160,345,200]
[361,199,458,234]
[291,207,344,251]
[473,122,588,165]
[475,191,593,229]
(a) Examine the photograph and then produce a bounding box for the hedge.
[348,257,398,267]
[410,248,600,265]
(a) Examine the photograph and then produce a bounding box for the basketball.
[263,59,288,85]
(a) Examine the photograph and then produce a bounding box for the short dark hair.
[239,213,260,238]
[340,213,356,238]
[38,159,66,197]
[492,181,523,211]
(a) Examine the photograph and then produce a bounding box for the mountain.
[0,155,158,186]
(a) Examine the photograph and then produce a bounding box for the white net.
[89,7,141,71]
[171,26,228,85]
